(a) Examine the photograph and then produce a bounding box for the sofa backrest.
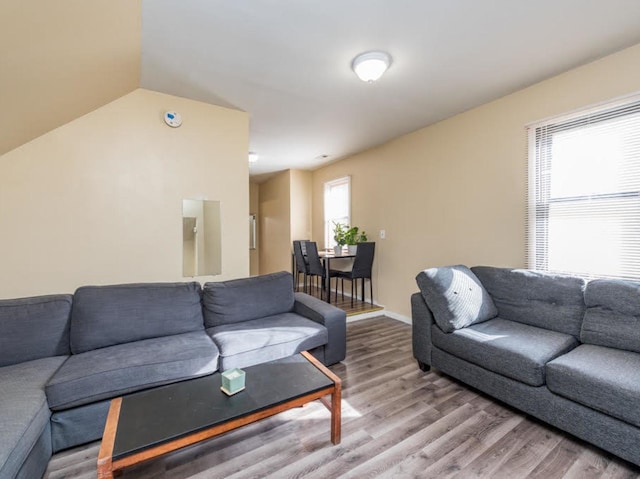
[471,266,586,337]
[202,271,295,327]
[70,282,204,354]
[0,294,72,367]
[582,278,640,353]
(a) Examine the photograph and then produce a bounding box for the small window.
[527,95,640,280]
[324,176,351,249]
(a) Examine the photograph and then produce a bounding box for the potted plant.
[332,222,348,255]
[344,226,368,255]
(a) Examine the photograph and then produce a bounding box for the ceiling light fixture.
[248,152,259,163]
[352,51,392,83]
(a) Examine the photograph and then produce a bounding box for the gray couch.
[412,265,640,467]
[0,271,346,479]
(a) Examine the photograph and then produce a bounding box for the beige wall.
[258,170,313,276]
[312,42,640,319]
[249,182,260,275]
[0,0,142,156]
[290,170,313,242]
[259,171,291,274]
[0,89,249,298]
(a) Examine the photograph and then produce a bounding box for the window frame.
[527,93,640,280]
[323,176,351,249]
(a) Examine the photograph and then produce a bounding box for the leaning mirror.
[249,214,257,250]
[182,199,221,276]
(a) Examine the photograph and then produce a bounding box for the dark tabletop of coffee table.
[112,354,334,460]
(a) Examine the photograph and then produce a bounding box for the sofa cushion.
[202,271,295,327]
[0,356,67,479]
[0,294,72,367]
[70,282,204,354]
[432,317,578,386]
[472,266,586,337]
[547,344,640,428]
[582,278,640,353]
[416,265,498,333]
[207,312,328,370]
[46,331,218,411]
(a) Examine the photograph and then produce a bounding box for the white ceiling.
[141,1,640,180]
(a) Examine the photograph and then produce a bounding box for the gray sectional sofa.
[0,271,346,479]
[412,265,640,467]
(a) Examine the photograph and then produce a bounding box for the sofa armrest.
[294,292,346,365]
[412,292,434,370]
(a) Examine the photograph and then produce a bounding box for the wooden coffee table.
[97,351,341,478]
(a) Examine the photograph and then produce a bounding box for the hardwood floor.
[300,283,384,317]
[44,317,640,479]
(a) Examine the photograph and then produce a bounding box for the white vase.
[333,245,343,256]
[347,245,358,255]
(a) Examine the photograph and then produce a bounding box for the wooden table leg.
[326,257,332,303]
[330,380,342,444]
[301,351,342,444]
[97,469,114,479]
[97,397,122,479]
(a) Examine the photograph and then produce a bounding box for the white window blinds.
[527,96,640,280]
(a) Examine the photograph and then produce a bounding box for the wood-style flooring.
[299,282,384,317]
[44,317,640,479]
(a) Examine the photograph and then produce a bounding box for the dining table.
[318,250,355,304]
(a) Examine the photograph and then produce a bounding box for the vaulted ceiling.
[4,1,640,180]
[0,1,141,156]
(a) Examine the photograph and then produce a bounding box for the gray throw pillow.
[416,265,498,333]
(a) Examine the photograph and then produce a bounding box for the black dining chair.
[303,241,326,299]
[330,242,375,306]
[292,240,309,292]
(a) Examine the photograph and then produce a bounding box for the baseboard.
[381,310,412,325]
[346,310,386,322]
[347,309,412,325]
[294,281,412,326]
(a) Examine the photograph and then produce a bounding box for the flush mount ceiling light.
[352,51,392,83]
[248,152,259,163]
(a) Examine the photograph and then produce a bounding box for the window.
[527,96,640,280]
[324,176,351,248]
